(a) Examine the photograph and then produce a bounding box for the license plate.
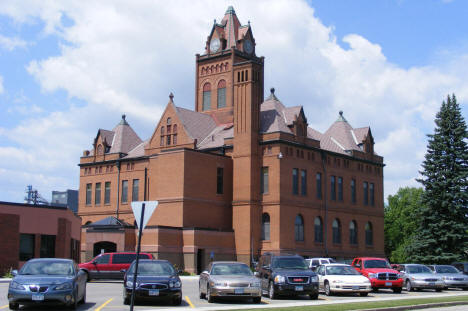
[428,283,435,286]
[295,286,303,291]
[149,290,159,296]
[385,282,392,286]
[32,294,44,301]
[234,288,244,294]
[352,286,360,290]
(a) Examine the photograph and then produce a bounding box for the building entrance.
[93,241,117,257]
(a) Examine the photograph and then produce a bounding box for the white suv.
[306,258,336,271]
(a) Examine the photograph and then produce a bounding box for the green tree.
[407,94,468,264]
[384,187,424,263]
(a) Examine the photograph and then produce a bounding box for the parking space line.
[0,305,8,310]
[185,296,195,308]
[95,298,113,311]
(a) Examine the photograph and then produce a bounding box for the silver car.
[399,264,444,292]
[199,261,261,303]
[427,265,468,290]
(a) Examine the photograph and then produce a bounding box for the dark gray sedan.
[199,261,261,303]
[7,258,87,310]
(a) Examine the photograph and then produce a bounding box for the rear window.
[112,253,150,264]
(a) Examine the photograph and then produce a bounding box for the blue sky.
[0,0,467,203]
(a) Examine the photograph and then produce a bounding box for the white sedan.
[316,264,372,296]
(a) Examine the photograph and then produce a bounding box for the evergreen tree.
[384,187,424,263]
[407,94,468,263]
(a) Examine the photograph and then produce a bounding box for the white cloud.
[0,0,467,202]
[0,34,27,51]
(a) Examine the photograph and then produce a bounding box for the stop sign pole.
[129,202,145,311]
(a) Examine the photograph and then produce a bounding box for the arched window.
[217,80,226,108]
[167,117,172,125]
[173,124,177,133]
[202,83,211,111]
[349,221,358,245]
[365,222,373,246]
[295,214,304,241]
[261,213,270,241]
[314,217,323,243]
[97,144,103,155]
[161,126,165,135]
[332,219,341,244]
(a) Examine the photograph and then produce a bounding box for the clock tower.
[196,6,264,264]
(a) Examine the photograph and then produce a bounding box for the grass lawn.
[236,295,468,311]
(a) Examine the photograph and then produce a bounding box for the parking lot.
[1,277,467,311]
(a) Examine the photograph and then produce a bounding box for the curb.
[0,278,11,283]
[357,301,468,311]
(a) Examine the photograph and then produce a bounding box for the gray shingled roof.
[260,93,293,134]
[197,125,234,149]
[123,140,148,159]
[175,106,217,142]
[109,117,143,154]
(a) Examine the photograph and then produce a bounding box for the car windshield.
[364,260,391,269]
[128,262,174,276]
[272,258,308,270]
[326,266,360,275]
[211,263,252,276]
[435,266,459,274]
[20,261,74,276]
[407,265,432,274]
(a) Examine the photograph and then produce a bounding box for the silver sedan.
[199,261,261,303]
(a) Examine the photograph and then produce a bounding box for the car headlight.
[126,281,139,288]
[398,273,404,279]
[251,281,261,287]
[368,273,377,279]
[332,280,343,283]
[210,281,225,287]
[410,277,422,281]
[311,276,318,282]
[9,281,25,290]
[274,275,286,284]
[54,282,72,290]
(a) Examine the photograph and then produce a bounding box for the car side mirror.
[92,261,97,265]
[254,272,260,277]
[262,265,270,270]
[11,270,18,277]
[202,270,209,275]
[120,269,127,273]
[355,264,361,268]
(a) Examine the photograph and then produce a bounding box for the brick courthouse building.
[78,7,385,272]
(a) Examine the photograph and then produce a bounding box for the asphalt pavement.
[0,276,467,311]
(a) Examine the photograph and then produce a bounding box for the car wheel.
[199,282,206,299]
[309,292,319,300]
[83,271,90,282]
[253,297,261,304]
[8,303,19,310]
[207,286,214,303]
[81,287,86,304]
[372,287,379,292]
[269,282,277,299]
[123,288,130,305]
[324,281,332,296]
[173,296,182,305]
[393,287,402,293]
[360,292,369,297]
[436,288,442,292]
[406,280,413,292]
[69,290,78,310]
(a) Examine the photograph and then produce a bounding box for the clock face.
[243,39,254,54]
[210,38,220,53]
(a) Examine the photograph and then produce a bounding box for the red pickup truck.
[351,257,403,293]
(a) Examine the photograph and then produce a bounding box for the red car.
[79,252,154,281]
[351,257,403,293]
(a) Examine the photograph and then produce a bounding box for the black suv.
[257,253,318,299]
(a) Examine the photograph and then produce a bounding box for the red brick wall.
[0,213,20,274]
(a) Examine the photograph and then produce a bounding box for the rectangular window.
[370,183,375,206]
[363,182,369,205]
[338,177,343,201]
[166,135,171,145]
[95,182,101,205]
[292,168,299,195]
[19,234,35,261]
[86,183,92,205]
[316,173,322,199]
[330,176,336,200]
[132,179,139,201]
[104,182,111,204]
[40,235,55,258]
[301,170,307,196]
[216,168,223,194]
[217,87,226,108]
[121,180,128,203]
[261,167,269,194]
[351,179,356,203]
[203,90,211,111]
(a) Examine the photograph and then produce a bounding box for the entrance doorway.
[93,241,117,257]
[197,249,205,274]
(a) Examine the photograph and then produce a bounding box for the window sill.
[295,240,305,244]
[350,244,358,248]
